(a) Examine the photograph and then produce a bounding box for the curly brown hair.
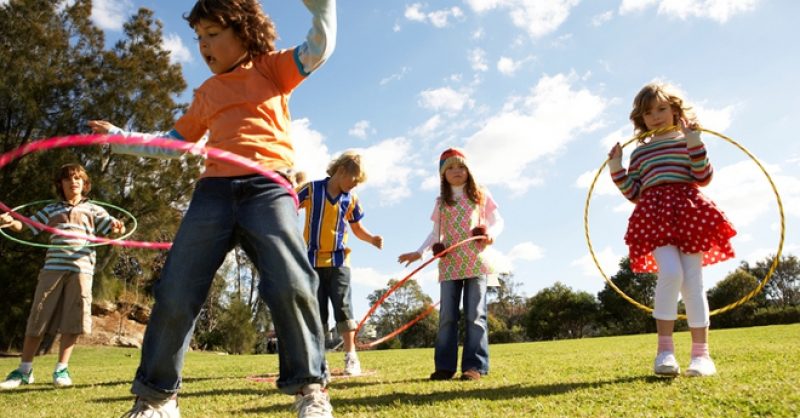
[630,82,700,141]
[185,0,278,58]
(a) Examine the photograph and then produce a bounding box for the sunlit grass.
[0,324,797,417]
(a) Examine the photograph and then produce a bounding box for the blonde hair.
[54,163,91,200]
[629,82,700,140]
[327,151,367,183]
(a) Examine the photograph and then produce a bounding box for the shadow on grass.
[240,374,673,415]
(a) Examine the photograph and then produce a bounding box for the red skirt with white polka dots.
[625,183,736,273]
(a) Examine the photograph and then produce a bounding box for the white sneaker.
[53,368,72,387]
[0,369,34,390]
[294,384,333,418]
[654,351,680,376]
[344,353,361,376]
[120,397,181,418]
[686,356,717,377]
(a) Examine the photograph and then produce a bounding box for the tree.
[0,1,197,349]
[597,257,658,335]
[739,255,800,308]
[488,273,528,343]
[365,279,434,347]
[707,269,765,328]
[525,282,599,340]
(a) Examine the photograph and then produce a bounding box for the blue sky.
[65,0,799,325]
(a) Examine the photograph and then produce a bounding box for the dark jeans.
[434,277,489,374]
[131,176,327,398]
[315,266,357,333]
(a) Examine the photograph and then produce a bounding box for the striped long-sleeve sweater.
[611,135,713,203]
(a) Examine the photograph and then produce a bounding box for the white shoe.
[654,352,680,376]
[344,353,361,376]
[120,397,181,418]
[686,356,717,377]
[0,369,34,390]
[53,368,72,387]
[294,384,333,418]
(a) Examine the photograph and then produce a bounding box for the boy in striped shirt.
[0,163,124,390]
[297,151,383,376]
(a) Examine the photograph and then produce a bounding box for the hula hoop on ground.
[583,126,785,319]
[0,134,298,250]
[354,236,486,349]
[0,199,138,249]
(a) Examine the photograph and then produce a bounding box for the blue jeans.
[131,176,327,398]
[434,277,489,374]
[315,267,357,334]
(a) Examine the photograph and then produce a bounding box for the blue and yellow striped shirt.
[298,178,365,267]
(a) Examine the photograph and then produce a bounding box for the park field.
[0,324,798,417]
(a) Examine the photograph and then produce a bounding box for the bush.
[217,299,257,354]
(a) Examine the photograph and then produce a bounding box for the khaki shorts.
[25,270,93,337]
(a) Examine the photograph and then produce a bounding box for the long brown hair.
[630,82,700,141]
[185,0,278,58]
[440,166,483,206]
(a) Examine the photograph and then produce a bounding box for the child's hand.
[680,118,702,146]
[110,219,126,235]
[371,235,383,249]
[0,213,22,231]
[88,120,119,134]
[607,143,623,170]
[398,251,421,266]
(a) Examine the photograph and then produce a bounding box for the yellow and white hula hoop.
[583,126,785,318]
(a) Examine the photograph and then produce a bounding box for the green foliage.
[525,282,599,340]
[216,298,258,355]
[487,273,528,343]
[739,254,800,307]
[0,0,198,349]
[365,278,434,346]
[399,305,439,348]
[708,269,766,328]
[597,257,657,335]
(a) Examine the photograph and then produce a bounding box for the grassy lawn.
[0,324,797,417]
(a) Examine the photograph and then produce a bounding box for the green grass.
[1,324,798,417]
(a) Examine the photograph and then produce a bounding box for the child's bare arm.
[350,221,382,249]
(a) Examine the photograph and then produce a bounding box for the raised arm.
[294,0,337,76]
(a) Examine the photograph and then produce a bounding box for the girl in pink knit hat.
[398,147,504,381]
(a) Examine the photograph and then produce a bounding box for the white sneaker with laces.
[0,369,34,390]
[294,384,333,418]
[654,351,680,376]
[344,352,361,376]
[53,368,72,387]
[120,397,181,418]
[686,356,717,377]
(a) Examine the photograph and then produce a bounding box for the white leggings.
[652,245,710,328]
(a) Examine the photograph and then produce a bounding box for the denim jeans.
[434,276,489,374]
[131,176,327,398]
[315,267,357,334]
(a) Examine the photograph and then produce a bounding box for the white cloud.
[405,3,464,28]
[497,56,521,76]
[571,246,622,278]
[509,241,545,261]
[91,0,131,31]
[469,48,489,72]
[410,115,443,138]
[348,120,372,139]
[162,33,192,64]
[591,10,615,26]
[464,73,608,194]
[465,0,581,38]
[472,28,485,40]
[575,169,618,197]
[380,66,411,86]
[482,241,545,275]
[350,266,394,288]
[418,87,473,114]
[352,138,416,205]
[620,0,759,23]
[290,118,331,180]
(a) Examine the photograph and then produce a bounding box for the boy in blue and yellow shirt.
[298,151,382,376]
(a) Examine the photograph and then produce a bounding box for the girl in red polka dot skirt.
[608,82,736,378]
